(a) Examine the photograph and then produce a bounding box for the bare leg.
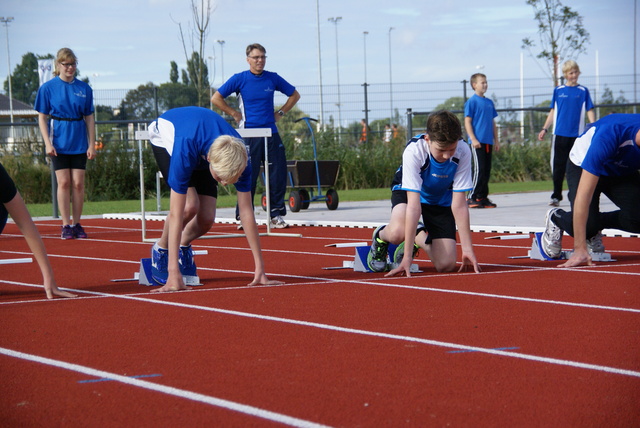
[71,168,86,225]
[55,168,72,226]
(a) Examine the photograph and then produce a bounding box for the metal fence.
[1,74,637,148]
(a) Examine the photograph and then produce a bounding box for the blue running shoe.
[179,245,197,277]
[151,243,168,285]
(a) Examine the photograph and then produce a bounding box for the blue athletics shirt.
[148,107,251,194]
[217,70,296,134]
[34,76,94,154]
[464,94,497,145]
[550,84,594,137]
[570,114,640,177]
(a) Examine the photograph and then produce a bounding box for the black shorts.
[151,145,218,198]
[391,189,457,241]
[51,153,88,171]
[0,162,17,234]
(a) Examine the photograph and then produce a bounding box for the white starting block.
[111,250,208,286]
[528,232,615,262]
[325,243,420,273]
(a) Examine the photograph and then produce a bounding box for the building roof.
[0,93,37,118]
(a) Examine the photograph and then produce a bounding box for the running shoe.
[586,232,605,253]
[392,241,420,265]
[61,225,75,240]
[392,222,424,264]
[270,215,289,229]
[542,208,563,259]
[73,223,87,239]
[467,198,481,208]
[179,245,197,277]
[367,225,389,272]
[151,243,169,285]
[548,198,560,207]
[480,198,497,208]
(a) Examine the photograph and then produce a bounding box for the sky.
[0,0,636,93]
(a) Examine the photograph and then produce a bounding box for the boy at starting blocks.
[367,110,481,276]
[541,113,640,267]
[148,106,282,292]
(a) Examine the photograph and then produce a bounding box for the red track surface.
[1,218,639,427]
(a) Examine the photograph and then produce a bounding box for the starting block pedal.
[528,232,615,262]
[327,244,420,273]
[135,249,208,286]
[137,258,203,286]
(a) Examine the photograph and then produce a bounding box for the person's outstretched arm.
[5,192,76,299]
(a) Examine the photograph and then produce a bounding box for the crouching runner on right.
[367,110,481,277]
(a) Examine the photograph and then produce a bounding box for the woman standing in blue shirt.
[35,48,96,240]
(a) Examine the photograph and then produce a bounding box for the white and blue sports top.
[570,113,640,177]
[148,107,252,194]
[217,70,296,134]
[394,135,473,206]
[34,76,94,154]
[550,84,594,137]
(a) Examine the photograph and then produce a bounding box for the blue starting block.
[326,243,420,273]
[137,250,208,286]
[528,232,614,262]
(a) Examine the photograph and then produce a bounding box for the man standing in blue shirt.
[542,114,640,267]
[464,73,499,209]
[212,43,300,229]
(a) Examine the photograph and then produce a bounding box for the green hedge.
[3,133,551,204]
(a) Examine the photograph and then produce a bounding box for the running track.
[1,218,639,427]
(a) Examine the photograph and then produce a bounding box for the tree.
[3,52,53,105]
[175,0,215,107]
[169,61,179,83]
[522,0,590,86]
[599,86,632,115]
[117,82,159,120]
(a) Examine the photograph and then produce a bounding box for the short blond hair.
[562,60,580,75]
[208,135,248,184]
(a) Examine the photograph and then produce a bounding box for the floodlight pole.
[1,17,15,140]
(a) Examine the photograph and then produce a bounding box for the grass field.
[25,180,555,218]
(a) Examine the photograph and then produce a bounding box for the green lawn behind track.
[26,180,554,218]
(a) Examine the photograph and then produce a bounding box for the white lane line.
[0,347,330,428]
[5,286,638,379]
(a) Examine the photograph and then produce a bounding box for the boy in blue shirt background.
[464,73,499,209]
[538,60,595,207]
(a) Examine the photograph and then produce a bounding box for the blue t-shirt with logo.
[217,70,296,133]
[34,77,94,154]
[550,84,594,137]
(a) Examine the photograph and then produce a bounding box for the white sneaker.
[548,198,560,207]
[542,208,563,258]
[270,215,289,229]
[587,231,605,253]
